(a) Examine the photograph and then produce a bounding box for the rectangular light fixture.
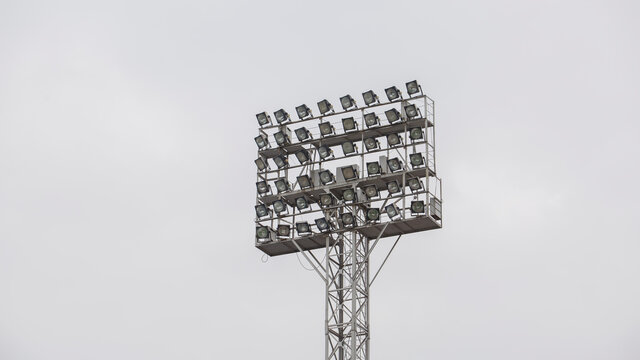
[404,104,419,119]
[342,117,357,132]
[256,112,271,126]
[341,141,357,155]
[340,95,356,110]
[362,90,378,105]
[296,104,312,119]
[387,133,402,147]
[295,127,312,142]
[384,108,401,124]
[274,155,288,169]
[410,153,425,168]
[317,99,333,114]
[341,165,358,181]
[296,222,311,234]
[406,80,421,95]
[274,109,290,123]
[363,137,379,151]
[319,122,334,136]
[256,181,270,195]
[255,157,269,171]
[297,175,313,189]
[274,178,290,193]
[364,112,379,127]
[385,86,401,101]
[409,127,423,140]
[367,161,381,176]
[254,134,269,149]
[277,224,291,237]
[387,158,402,172]
[295,149,311,164]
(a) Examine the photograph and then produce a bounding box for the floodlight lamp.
[295,196,309,210]
[274,178,289,193]
[340,95,356,110]
[341,212,355,227]
[297,175,312,189]
[386,180,400,194]
[364,112,379,128]
[366,208,380,222]
[404,104,419,119]
[274,130,290,146]
[342,188,356,202]
[319,170,334,185]
[275,109,290,123]
[409,127,423,140]
[256,226,273,243]
[296,104,312,120]
[319,193,334,207]
[387,158,402,172]
[317,99,334,115]
[411,200,425,214]
[367,161,381,176]
[318,145,334,160]
[256,181,270,195]
[342,117,357,132]
[385,86,402,101]
[385,204,400,219]
[406,80,421,96]
[274,155,288,169]
[342,141,357,155]
[362,90,379,105]
[364,137,379,151]
[255,157,269,172]
[319,122,334,137]
[364,185,378,199]
[295,149,311,164]
[254,134,269,149]
[277,224,290,237]
[315,217,330,232]
[255,204,269,218]
[385,108,401,124]
[296,222,311,234]
[256,112,271,127]
[410,153,425,168]
[408,178,422,192]
[295,127,312,142]
[387,133,403,147]
[273,199,287,214]
[341,165,358,181]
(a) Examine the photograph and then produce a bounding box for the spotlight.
[364,112,379,128]
[342,117,358,132]
[319,170,334,185]
[363,137,380,151]
[411,200,425,214]
[274,129,291,146]
[274,109,290,123]
[408,178,422,192]
[364,185,378,199]
[295,196,309,210]
[295,127,312,142]
[340,95,356,110]
[340,212,355,227]
[277,224,291,237]
[385,204,400,219]
[295,149,311,164]
[341,165,358,181]
[386,180,401,194]
[367,161,381,176]
[319,193,335,207]
[409,127,423,140]
[296,104,312,120]
[366,208,380,222]
[315,217,331,232]
[384,108,401,124]
[256,226,274,243]
[341,141,357,155]
[318,145,334,160]
[255,204,269,218]
[274,155,288,169]
[256,181,271,195]
[362,90,379,105]
[404,104,419,119]
[410,153,425,168]
[274,178,290,193]
[255,157,269,172]
[254,134,269,149]
[296,222,311,234]
[387,133,403,147]
[273,199,287,214]
[385,86,402,101]
[342,188,356,202]
[317,99,334,115]
[256,112,271,127]
[297,175,313,189]
[406,80,421,96]
[319,121,335,136]
[387,158,402,172]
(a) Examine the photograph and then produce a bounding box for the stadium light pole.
[253,80,442,360]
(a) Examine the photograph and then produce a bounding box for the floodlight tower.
[253,80,442,360]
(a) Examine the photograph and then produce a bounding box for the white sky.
[1,0,639,359]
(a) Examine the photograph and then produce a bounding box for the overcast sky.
[1,0,639,359]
